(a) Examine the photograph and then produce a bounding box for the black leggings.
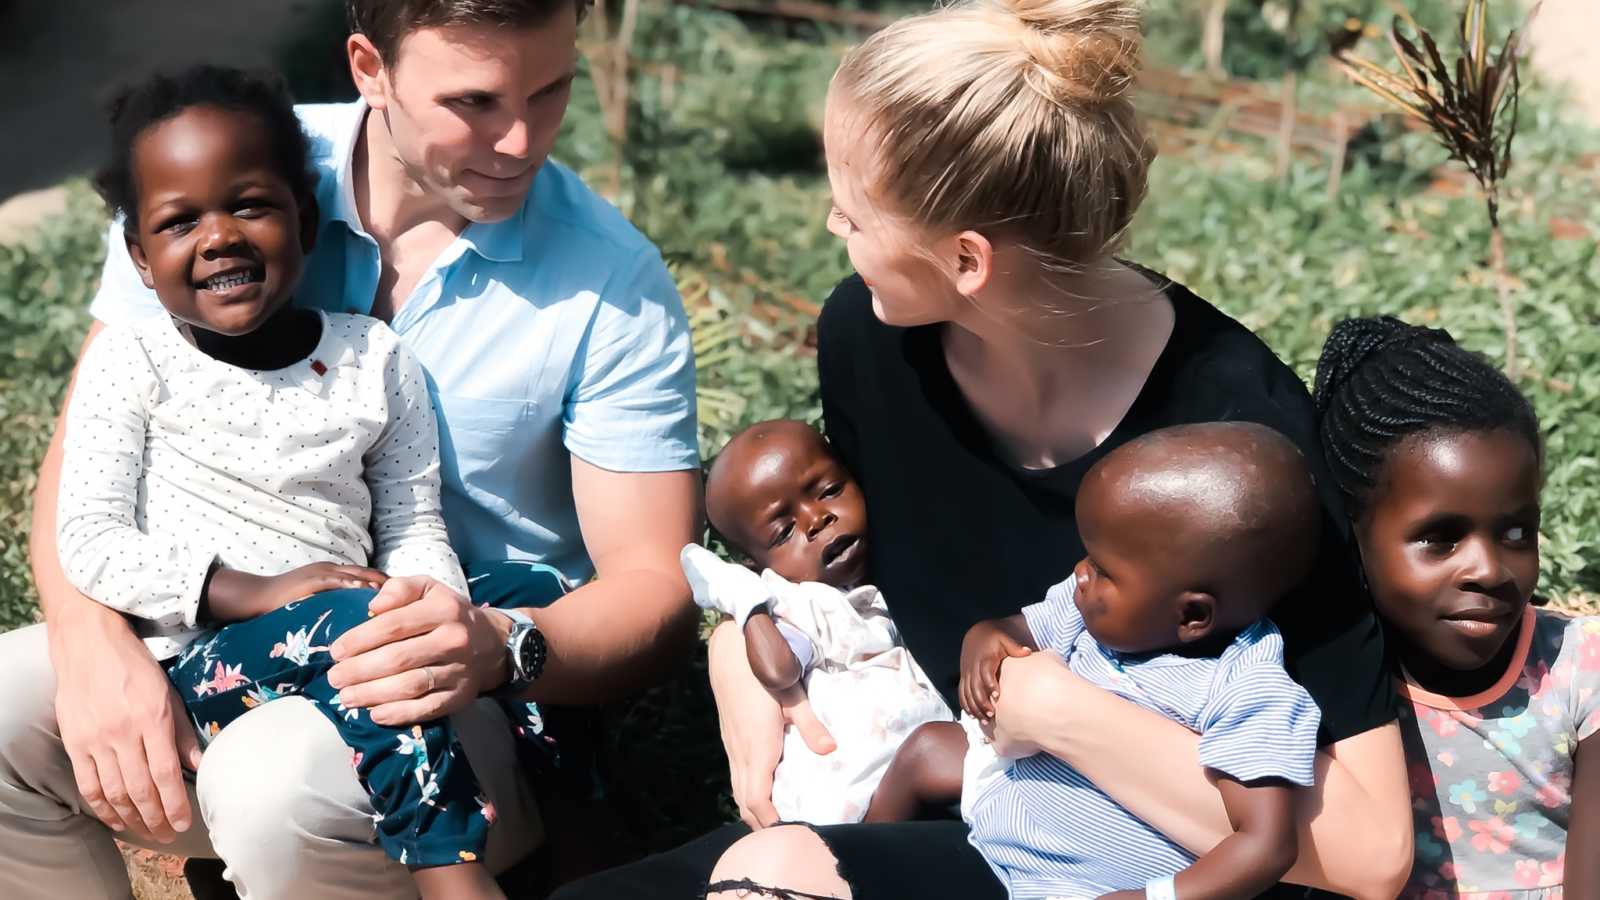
[547,820,1006,900]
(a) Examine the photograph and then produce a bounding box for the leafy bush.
[0,186,100,629]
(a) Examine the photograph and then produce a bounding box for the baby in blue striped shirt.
[873,422,1325,899]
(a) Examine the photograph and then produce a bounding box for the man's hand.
[51,606,203,843]
[206,562,387,622]
[325,575,508,726]
[959,614,1034,720]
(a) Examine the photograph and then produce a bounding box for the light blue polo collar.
[320,99,529,265]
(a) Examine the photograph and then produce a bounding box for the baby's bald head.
[1075,422,1323,647]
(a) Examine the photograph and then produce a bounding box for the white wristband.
[1145,876,1177,900]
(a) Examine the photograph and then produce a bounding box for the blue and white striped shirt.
[966,576,1321,899]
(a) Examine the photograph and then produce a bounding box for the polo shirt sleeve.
[563,247,699,472]
[87,220,168,326]
[1197,623,1322,787]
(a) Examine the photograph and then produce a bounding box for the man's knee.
[0,626,64,794]
[707,825,851,900]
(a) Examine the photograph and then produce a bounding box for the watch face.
[515,627,546,682]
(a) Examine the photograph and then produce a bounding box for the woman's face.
[1356,429,1541,676]
[821,92,965,327]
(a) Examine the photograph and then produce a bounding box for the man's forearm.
[517,565,698,705]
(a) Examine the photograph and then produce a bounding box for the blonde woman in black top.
[556,0,1411,896]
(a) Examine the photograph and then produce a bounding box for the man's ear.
[125,230,156,290]
[347,32,390,111]
[1175,591,1217,644]
[298,192,319,254]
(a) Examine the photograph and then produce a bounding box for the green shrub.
[0,185,100,629]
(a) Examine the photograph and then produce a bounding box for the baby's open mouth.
[197,267,265,292]
[821,533,859,567]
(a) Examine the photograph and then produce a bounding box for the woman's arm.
[1566,735,1599,895]
[991,652,1413,899]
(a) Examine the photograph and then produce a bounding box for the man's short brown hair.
[346,0,589,64]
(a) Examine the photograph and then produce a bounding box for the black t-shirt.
[816,272,1396,745]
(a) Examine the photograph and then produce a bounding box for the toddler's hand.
[265,563,388,609]
[959,617,1032,720]
[205,562,389,620]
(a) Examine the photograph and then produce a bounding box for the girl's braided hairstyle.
[1311,315,1540,519]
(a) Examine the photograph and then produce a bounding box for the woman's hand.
[708,621,835,829]
[989,650,1084,759]
[326,575,508,725]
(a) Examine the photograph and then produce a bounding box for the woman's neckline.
[903,263,1185,481]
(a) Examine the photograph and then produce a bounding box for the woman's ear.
[1175,592,1217,644]
[125,230,156,290]
[951,229,996,298]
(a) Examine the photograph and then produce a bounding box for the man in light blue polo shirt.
[1,1,702,897]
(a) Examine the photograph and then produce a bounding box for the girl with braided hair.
[1313,316,1599,898]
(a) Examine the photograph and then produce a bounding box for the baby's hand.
[959,617,1033,720]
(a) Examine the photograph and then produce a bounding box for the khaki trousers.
[0,623,542,899]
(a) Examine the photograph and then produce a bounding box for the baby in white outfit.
[686,420,951,825]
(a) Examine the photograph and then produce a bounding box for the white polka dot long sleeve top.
[56,311,468,658]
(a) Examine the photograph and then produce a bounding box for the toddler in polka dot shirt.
[54,67,532,899]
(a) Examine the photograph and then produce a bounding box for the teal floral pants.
[167,561,565,869]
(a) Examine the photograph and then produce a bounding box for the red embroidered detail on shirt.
[310,360,327,376]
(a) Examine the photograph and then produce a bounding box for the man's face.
[707,424,870,590]
[366,14,579,222]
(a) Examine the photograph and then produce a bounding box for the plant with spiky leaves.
[1335,0,1533,374]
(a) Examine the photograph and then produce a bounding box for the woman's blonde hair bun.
[999,0,1143,111]
[832,0,1153,271]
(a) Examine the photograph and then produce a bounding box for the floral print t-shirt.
[1397,608,1600,898]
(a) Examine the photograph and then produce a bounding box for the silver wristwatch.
[494,608,546,696]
